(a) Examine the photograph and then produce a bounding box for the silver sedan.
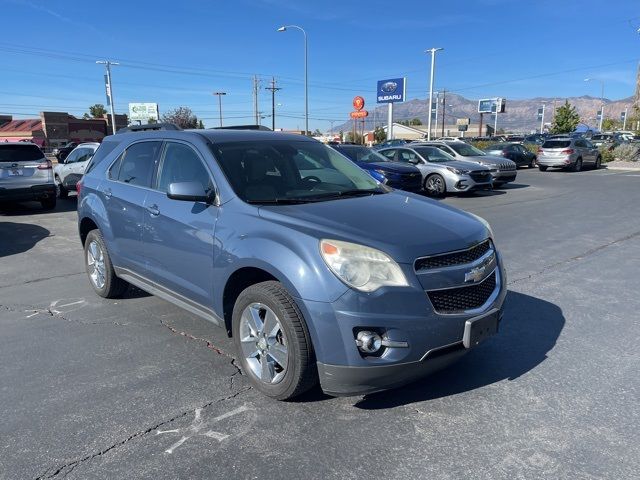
[378,145,493,196]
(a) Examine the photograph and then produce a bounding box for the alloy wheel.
[86,240,106,289]
[239,303,288,384]
[426,175,444,195]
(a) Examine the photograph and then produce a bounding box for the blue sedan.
[331,144,422,192]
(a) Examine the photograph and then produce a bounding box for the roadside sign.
[376,78,406,103]
[621,111,626,122]
[457,124,468,132]
[478,98,506,114]
[537,107,544,121]
[104,75,111,106]
[350,110,369,119]
[456,118,470,126]
[128,103,160,123]
[353,96,365,111]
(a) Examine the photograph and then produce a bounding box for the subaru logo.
[464,265,486,283]
[381,81,398,93]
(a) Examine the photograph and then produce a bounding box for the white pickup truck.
[53,142,99,198]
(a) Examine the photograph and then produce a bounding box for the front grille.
[470,171,491,182]
[415,239,491,271]
[427,271,496,313]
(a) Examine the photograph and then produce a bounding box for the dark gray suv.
[77,126,507,399]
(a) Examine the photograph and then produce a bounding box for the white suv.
[53,142,99,198]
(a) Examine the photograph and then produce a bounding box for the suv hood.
[360,161,419,174]
[258,192,488,263]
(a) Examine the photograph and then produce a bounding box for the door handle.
[146,204,160,216]
[103,188,112,199]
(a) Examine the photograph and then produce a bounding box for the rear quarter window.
[85,142,118,175]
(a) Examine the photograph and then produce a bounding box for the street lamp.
[96,60,119,134]
[213,92,226,127]
[278,25,308,135]
[425,48,444,141]
[584,78,605,132]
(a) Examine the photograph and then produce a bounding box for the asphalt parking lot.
[1,166,639,480]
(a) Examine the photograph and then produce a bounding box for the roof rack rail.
[117,123,182,133]
[212,125,272,131]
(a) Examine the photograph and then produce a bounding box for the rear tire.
[572,158,583,172]
[594,156,602,169]
[84,229,127,298]
[232,281,317,400]
[55,176,69,199]
[529,157,537,168]
[538,165,548,172]
[41,197,56,210]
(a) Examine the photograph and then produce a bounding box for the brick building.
[0,111,128,148]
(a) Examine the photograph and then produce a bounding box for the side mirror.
[167,182,212,203]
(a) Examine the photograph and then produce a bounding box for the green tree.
[86,104,107,118]
[162,106,199,129]
[345,131,363,144]
[409,117,422,126]
[374,126,387,143]
[197,119,205,129]
[601,118,622,131]
[551,101,580,134]
[312,128,322,136]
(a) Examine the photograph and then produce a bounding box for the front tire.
[594,156,602,169]
[84,229,127,298]
[424,174,446,197]
[232,281,317,400]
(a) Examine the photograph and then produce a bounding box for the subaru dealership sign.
[377,78,406,103]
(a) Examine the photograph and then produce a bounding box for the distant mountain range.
[335,94,636,134]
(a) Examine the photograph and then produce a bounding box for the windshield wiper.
[304,188,386,200]
[245,198,315,205]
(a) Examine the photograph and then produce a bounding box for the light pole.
[96,60,119,134]
[278,25,308,135]
[426,47,443,141]
[213,92,226,127]
[584,78,605,132]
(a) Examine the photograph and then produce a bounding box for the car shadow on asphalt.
[0,198,78,216]
[0,221,51,258]
[352,290,565,410]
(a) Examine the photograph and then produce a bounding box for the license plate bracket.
[463,309,499,349]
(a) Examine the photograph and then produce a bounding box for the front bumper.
[0,184,56,202]
[448,174,493,192]
[298,251,508,396]
[492,170,517,183]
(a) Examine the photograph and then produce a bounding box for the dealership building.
[0,112,128,149]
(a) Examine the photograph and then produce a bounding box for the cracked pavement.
[1,168,639,479]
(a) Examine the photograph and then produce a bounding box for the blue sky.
[0,0,639,130]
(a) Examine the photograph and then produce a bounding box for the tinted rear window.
[542,140,571,148]
[0,144,45,162]
[85,141,118,175]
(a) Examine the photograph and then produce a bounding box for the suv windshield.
[335,146,390,163]
[0,144,45,162]
[448,142,486,156]
[212,140,386,204]
[413,146,455,163]
[591,135,611,141]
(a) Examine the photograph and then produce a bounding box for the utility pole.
[213,92,226,127]
[96,60,119,134]
[264,77,282,131]
[441,89,446,137]
[425,47,444,141]
[253,76,260,126]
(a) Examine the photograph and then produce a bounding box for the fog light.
[356,331,382,353]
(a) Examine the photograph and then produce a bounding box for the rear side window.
[0,144,45,162]
[111,141,162,187]
[85,141,118,175]
[542,140,571,149]
[156,142,212,193]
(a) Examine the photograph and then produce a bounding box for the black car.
[53,142,79,161]
[331,144,423,192]
[483,142,537,168]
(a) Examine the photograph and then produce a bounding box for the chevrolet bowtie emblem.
[464,265,486,283]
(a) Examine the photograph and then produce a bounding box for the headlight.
[320,239,409,292]
[446,166,469,174]
[469,213,494,238]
